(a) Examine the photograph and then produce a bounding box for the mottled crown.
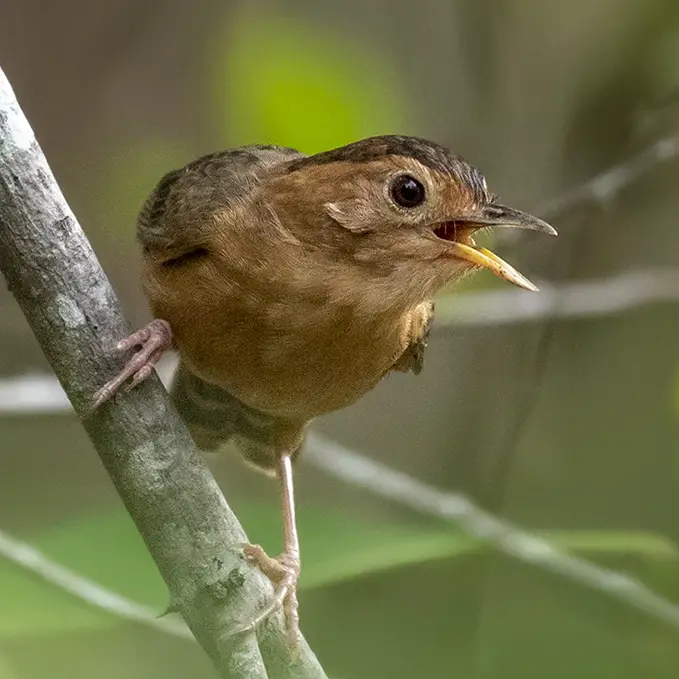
[286,135,491,204]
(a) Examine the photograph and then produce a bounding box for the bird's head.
[265,135,556,304]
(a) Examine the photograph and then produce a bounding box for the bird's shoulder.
[137,145,306,254]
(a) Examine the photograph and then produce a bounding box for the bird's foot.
[235,543,301,645]
[91,319,173,409]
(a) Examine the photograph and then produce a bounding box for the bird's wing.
[137,145,306,262]
[392,300,435,375]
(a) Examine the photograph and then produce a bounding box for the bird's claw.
[91,318,173,409]
[233,543,301,645]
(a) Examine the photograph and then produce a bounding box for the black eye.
[390,174,426,208]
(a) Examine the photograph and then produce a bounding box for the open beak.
[434,204,556,292]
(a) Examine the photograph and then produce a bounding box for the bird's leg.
[92,318,173,409]
[239,451,301,644]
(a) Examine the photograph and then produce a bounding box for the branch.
[304,434,679,631]
[0,527,193,639]
[0,66,327,679]
[538,134,679,219]
[494,131,679,286]
[3,408,679,637]
[434,267,679,327]
[3,367,679,637]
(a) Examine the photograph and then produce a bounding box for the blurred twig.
[2,368,679,632]
[0,65,327,679]
[2,414,678,635]
[538,133,679,219]
[433,130,679,328]
[304,434,679,630]
[489,131,679,262]
[434,267,679,327]
[0,528,193,639]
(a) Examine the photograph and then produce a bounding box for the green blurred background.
[2,0,679,677]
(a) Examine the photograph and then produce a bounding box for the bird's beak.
[438,204,556,292]
[473,204,557,236]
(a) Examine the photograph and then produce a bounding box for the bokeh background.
[2,0,679,677]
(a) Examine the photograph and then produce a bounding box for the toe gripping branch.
[91,318,173,409]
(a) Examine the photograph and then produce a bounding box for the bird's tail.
[169,362,302,473]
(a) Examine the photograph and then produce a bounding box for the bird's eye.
[390,174,426,208]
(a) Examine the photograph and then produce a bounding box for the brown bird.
[92,135,555,640]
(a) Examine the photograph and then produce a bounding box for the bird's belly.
[177,311,405,420]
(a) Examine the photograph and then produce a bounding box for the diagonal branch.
[538,134,679,219]
[0,528,193,639]
[2,365,679,635]
[0,65,327,679]
[305,434,679,630]
[2,413,679,636]
[434,267,679,327]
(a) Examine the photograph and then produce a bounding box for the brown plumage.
[92,135,556,641]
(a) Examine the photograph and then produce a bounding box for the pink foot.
[92,319,172,409]
[235,544,301,646]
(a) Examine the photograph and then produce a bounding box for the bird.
[91,135,556,641]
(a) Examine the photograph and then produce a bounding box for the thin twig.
[0,528,193,639]
[0,65,327,679]
[2,370,679,633]
[0,527,347,679]
[0,525,349,679]
[434,267,679,327]
[538,134,679,219]
[304,433,679,630]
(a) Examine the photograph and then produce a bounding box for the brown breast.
[152,281,412,419]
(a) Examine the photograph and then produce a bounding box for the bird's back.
[137,145,306,259]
